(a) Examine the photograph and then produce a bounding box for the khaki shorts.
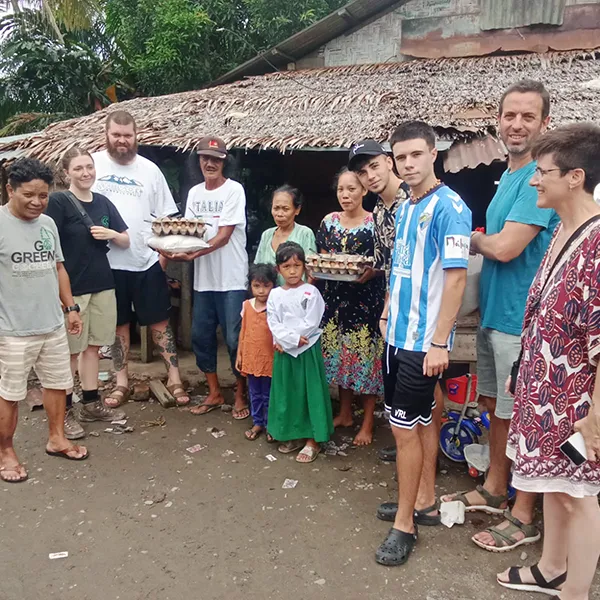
[67,289,117,354]
[0,327,73,401]
[476,327,522,420]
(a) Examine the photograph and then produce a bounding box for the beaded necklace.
[409,179,442,204]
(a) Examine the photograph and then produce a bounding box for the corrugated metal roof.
[443,135,507,173]
[480,0,566,31]
[210,0,407,86]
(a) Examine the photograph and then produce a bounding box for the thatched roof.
[3,49,600,164]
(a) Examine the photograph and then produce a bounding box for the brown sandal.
[104,385,130,408]
[166,384,190,407]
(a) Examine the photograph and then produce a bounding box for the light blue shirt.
[387,185,472,352]
[479,161,559,336]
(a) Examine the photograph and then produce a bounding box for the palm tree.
[0,1,100,39]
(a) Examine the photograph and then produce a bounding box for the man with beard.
[442,80,559,553]
[160,136,249,419]
[92,111,190,408]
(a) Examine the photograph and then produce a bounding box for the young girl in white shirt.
[267,242,333,463]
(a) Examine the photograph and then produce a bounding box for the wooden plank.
[148,379,176,408]
[179,264,193,351]
[140,326,153,363]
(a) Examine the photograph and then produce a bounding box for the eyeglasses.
[534,167,563,178]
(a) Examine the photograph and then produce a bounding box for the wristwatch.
[65,304,81,313]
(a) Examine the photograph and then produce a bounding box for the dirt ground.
[1,349,598,600]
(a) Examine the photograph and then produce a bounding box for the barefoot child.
[236,264,277,441]
[267,242,333,463]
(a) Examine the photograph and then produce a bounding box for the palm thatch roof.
[2,49,600,164]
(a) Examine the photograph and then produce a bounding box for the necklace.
[410,180,442,204]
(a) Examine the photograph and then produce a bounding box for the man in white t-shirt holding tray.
[93,110,190,407]
[163,136,249,418]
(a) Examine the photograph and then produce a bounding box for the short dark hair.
[499,79,550,120]
[390,121,436,150]
[7,157,54,189]
[532,122,600,194]
[276,241,305,265]
[273,184,303,209]
[248,263,278,288]
[106,110,137,132]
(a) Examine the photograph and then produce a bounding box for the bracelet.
[379,317,388,321]
[430,342,448,349]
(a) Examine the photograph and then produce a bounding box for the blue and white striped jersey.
[386,184,472,352]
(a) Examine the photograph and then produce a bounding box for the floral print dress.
[507,222,600,498]
[316,212,385,395]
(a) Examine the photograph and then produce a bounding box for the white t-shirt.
[92,150,177,272]
[185,179,248,292]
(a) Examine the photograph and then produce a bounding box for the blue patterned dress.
[316,212,385,395]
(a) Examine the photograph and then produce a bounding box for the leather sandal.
[166,384,190,406]
[375,526,418,566]
[104,385,130,408]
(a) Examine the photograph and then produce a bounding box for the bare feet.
[353,424,373,446]
[333,414,353,428]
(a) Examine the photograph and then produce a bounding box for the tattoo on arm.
[151,325,179,369]
[111,334,127,372]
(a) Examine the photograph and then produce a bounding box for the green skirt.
[268,340,333,443]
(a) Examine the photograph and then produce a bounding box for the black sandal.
[375,526,418,566]
[376,501,441,526]
[497,563,566,597]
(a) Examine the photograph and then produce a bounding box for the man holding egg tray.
[161,136,250,420]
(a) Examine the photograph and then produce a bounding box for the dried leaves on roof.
[3,49,600,163]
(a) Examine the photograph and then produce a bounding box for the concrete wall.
[295,0,600,68]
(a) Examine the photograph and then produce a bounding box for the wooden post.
[140,326,153,363]
[179,263,193,350]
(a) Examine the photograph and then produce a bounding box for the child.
[267,241,333,463]
[236,263,277,441]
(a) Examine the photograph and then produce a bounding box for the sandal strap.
[503,509,539,537]
[485,523,525,548]
[166,384,188,399]
[106,385,129,398]
[415,500,440,515]
[507,566,524,585]
[475,484,508,508]
[530,564,567,589]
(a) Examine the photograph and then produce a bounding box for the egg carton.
[151,217,207,237]
[306,253,374,275]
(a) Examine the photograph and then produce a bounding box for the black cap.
[348,139,388,170]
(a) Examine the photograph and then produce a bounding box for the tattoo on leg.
[111,334,127,371]
[152,325,179,370]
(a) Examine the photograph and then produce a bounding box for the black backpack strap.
[63,190,95,230]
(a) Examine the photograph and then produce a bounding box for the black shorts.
[383,343,438,430]
[113,262,171,327]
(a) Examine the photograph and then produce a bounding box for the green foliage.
[105,0,213,96]
[0,11,126,130]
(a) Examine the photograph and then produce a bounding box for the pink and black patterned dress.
[507,222,600,498]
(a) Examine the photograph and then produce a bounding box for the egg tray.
[151,217,206,237]
[306,253,374,276]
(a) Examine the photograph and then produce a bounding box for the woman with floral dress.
[497,124,600,599]
[316,168,385,446]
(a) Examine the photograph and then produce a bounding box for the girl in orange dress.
[236,264,278,441]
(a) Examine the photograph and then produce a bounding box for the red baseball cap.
[197,136,228,159]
